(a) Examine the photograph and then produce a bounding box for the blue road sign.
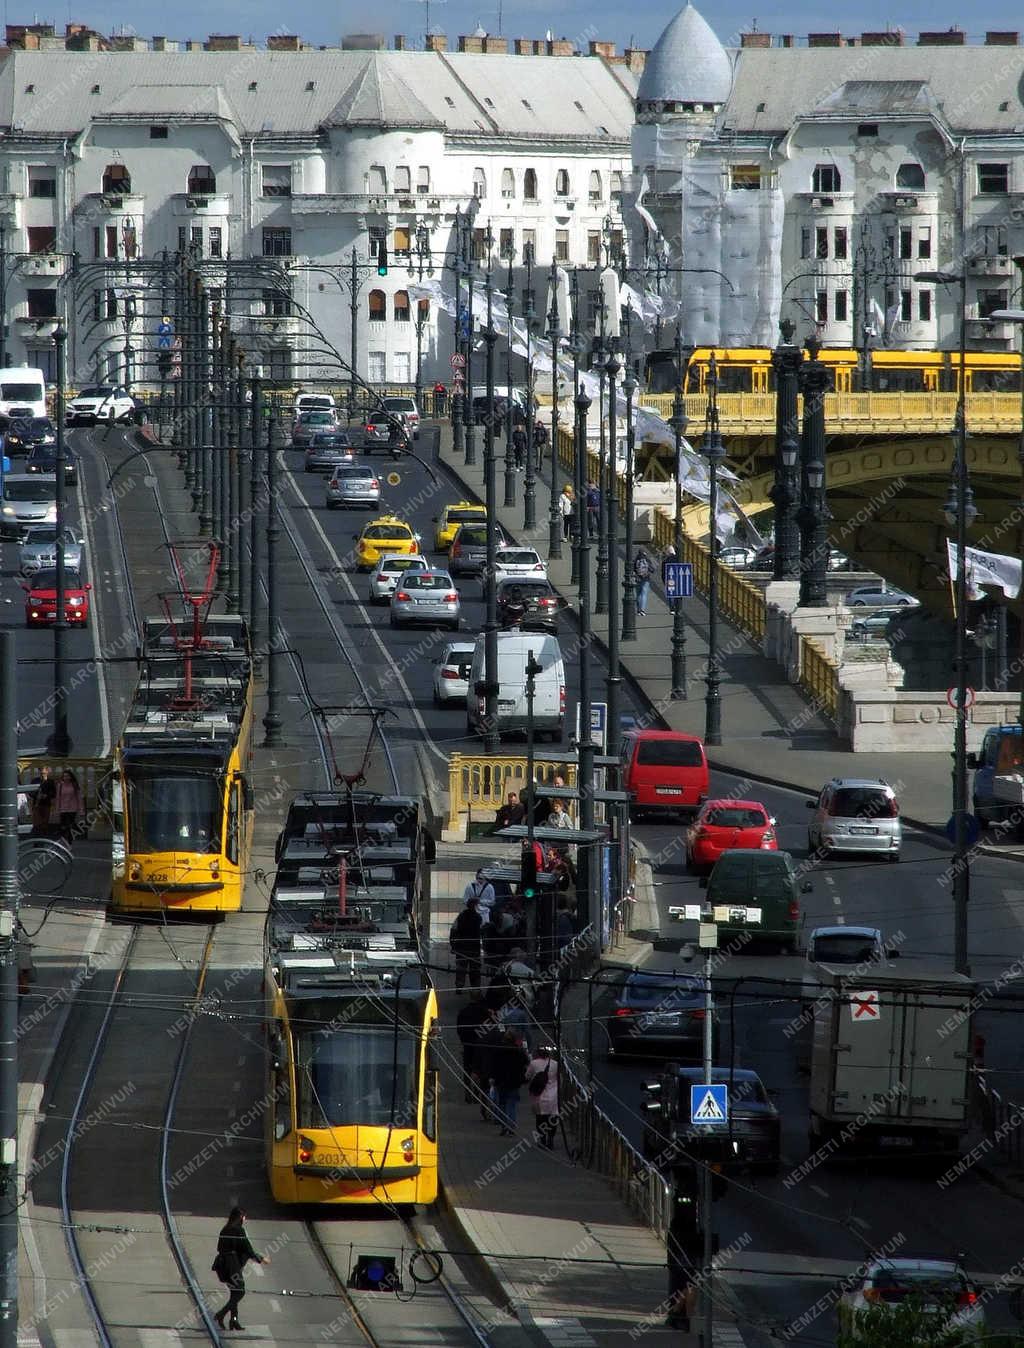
[157,319,173,335]
[945,812,981,848]
[157,335,172,350]
[690,1083,728,1127]
[576,701,607,749]
[665,561,694,600]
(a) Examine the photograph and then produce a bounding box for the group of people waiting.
[30,765,85,842]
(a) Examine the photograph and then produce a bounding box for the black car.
[642,1066,781,1174]
[5,417,56,454]
[606,971,711,1060]
[25,444,77,485]
[495,576,563,631]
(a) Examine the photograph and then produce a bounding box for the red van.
[621,730,709,819]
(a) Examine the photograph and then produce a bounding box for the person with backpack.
[450,895,483,992]
[633,548,653,616]
[487,1028,529,1136]
[532,420,549,471]
[525,1045,560,1150]
[462,868,496,922]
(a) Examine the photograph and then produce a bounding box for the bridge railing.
[638,390,1023,430]
[797,638,840,722]
[446,753,579,836]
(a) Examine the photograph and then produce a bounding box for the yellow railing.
[638,390,1024,432]
[17,756,114,839]
[447,754,578,835]
[797,638,840,721]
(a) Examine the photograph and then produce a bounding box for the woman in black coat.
[214,1206,268,1331]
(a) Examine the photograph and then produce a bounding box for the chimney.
[740,31,771,47]
[917,28,965,44]
[483,36,508,52]
[425,32,448,51]
[109,34,147,50]
[152,36,181,51]
[206,34,242,50]
[808,32,843,46]
[514,38,537,54]
[267,34,302,50]
[861,31,903,45]
[779,34,794,46]
[394,34,406,50]
[624,46,647,74]
[589,39,616,57]
[185,39,202,50]
[458,34,485,52]
[985,30,1019,44]
[547,38,574,55]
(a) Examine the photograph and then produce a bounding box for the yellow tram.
[110,610,254,916]
[264,791,439,1207]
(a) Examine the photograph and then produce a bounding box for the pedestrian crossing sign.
[690,1083,728,1127]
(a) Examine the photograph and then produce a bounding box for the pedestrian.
[558,484,574,540]
[633,548,653,616]
[586,481,600,539]
[31,765,56,836]
[433,382,448,417]
[55,768,83,842]
[450,895,483,993]
[547,798,573,831]
[663,544,679,613]
[494,791,525,831]
[511,424,528,471]
[212,1206,268,1332]
[533,420,548,471]
[488,1029,529,1136]
[455,992,491,1103]
[525,1044,560,1150]
[463,867,496,922]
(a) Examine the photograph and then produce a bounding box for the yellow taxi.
[433,501,486,553]
[353,515,421,570]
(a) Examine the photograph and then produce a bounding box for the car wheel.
[449,621,460,632]
[888,852,900,864]
[850,600,866,606]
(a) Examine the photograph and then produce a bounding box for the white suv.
[66,384,135,425]
[382,396,420,440]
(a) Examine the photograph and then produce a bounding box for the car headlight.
[28,597,43,606]
[2,506,14,516]
[42,436,54,444]
[68,596,84,606]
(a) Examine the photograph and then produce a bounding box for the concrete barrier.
[838,689,1021,751]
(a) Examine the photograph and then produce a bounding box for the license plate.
[499,700,515,709]
[879,1136,914,1147]
[640,1013,681,1029]
[656,787,682,796]
[849,826,878,835]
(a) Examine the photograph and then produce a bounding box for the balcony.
[21,253,68,277]
[794,191,855,212]
[249,314,302,339]
[171,192,232,217]
[968,254,1012,275]
[83,192,145,215]
[876,189,938,215]
[289,192,463,216]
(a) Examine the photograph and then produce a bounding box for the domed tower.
[635,1,733,125]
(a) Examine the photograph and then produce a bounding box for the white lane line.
[74,446,113,757]
[809,1183,829,1199]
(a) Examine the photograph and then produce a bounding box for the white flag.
[947,540,1023,602]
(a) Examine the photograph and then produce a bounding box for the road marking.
[74,451,113,757]
[809,1183,829,1199]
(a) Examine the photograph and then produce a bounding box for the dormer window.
[102,163,131,195]
[90,84,100,94]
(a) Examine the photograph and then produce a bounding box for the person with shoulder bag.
[633,548,653,617]
[526,1045,560,1149]
[212,1206,269,1332]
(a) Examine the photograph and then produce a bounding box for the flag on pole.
[947,539,1023,608]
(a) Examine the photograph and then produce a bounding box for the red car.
[23,568,92,627]
[686,799,777,872]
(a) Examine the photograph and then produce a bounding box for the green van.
[699,849,811,952]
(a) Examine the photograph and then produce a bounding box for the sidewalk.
[435,426,978,834]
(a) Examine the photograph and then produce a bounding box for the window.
[835,289,848,322]
[262,227,292,256]
[263,289,292,317]
[499,228,514,259]
[524,168,537,201]
[587,231,601,264]
[101,163,131,195]
[26,289,57,318]
[857,123,878,137]
[522,228,536,262]
[800,227,811,260]
[393,226,411,254]
[978,162,1009,194]
[368,350,386,382]
[393,290,410,322]
[106,225,118,258]
[368,290,386,321]
[187,164,216,195]
[417,297,430,321]
[177,226,187,254]
[266,349,292,383]
[812,163,840,193]
[918,289,931,322]
[899,227,912,260]
[472,167,486,198]
[816,227,829,260]
[190,226,203,256]
[918,225,931,259]
[730,164,761,190]
[472,228,489,262]
[978,224,1008,257]
[979,288,1009,318]
[815,291,828,323]
[150,125,168,139]
[610,169,623,200]
[367,164,387,194]
[555,229,569,262]
[896,162,925,189]
[899,289,912,322]
[883,232,895,259]
[502,167,515,198]
[589,169,602,202]
[555,168,570,197]
[610,228,624,263]
[833,226,848,260]
[209,226,223,259]
[417,165,431,194]
[393,165,410,194]
[27,227,56,254]
[27,167,56,198]
[393,351,411,383]
[262,164,292,197]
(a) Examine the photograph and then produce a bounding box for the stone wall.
[837,690,1021,751]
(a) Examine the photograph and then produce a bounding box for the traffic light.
[520,844,538,898]
[376,238,389,277]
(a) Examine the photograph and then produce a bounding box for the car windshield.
[831,788,894,818]
[79,386,114,397]
[380,557,424,573]
[13,418,51,432]
[402,573,449,590]
[31,570,82,589]
[301,412,334,424]
[310,435,349,447]
[636,739,704,767]
[499,551,539,565]
[447,508,485,524]
[23,526,60,544]
[624,974,701,1005]
[869,1268,964,1303]
[1,382,43,400]
[505,582,551,598]
[812,934,879,963]
[704,807,767,828]
[3,480,55,501]
[298,397,332,408]
[683,1072,768,1104]
[27,445,59,459]
[364,525,411,540]
[336,468,374,479]
[384,398,415,411]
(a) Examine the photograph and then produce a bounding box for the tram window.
[973,368,1021,392]
[125,770,221,853]
[274,1052,292,1141]
[715,364,752,394]
[298,1027,416,1128]
[226,782,240,865]
[423,1073,438,1142]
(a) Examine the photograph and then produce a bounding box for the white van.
[467,631,566,740]
[0,367,47,420]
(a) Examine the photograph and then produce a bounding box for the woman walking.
[525,1045,560,1150]
[213,1207,269,1332]
[558,484,575,541]
[31,765,56,836]
[55,769,83,843]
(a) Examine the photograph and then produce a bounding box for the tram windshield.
[296,1024,417,1128]
[125,768,222,853]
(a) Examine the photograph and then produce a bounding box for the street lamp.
[703,354,726,746]
[770,318,803,580]
[464,226,480,468]
[48,323,70,756]
[592,325,609,611]
[670,325,690,700]
[414,297,428,416]
[481,269,501,754]
[522,253,538,531]
[546,264,563,561]
[621,312,639,642]
[415,220,431,280]
[797,334,831,607]
[917,267,971,976]
[451,208,466,458]
[605,345,623,755]
[503,248,517,509]
[574,377,596,935]
[569,270,585,588]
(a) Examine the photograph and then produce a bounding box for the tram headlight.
[129,862,141,881]
[209,859,219,875]
[401,1135,415,1162]
[298,1134,315,1163]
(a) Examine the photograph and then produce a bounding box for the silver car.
[290,411,337,446]
[369,553,428,604]
[304,431,355,473]
[488,547,548,589]
[326,464,381,510]
[807,777,902,862]
[389,569,461,630]
[19,524,84,575]
[382,396,420,440]
[0,474,57,540]
[433,641,476,705]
